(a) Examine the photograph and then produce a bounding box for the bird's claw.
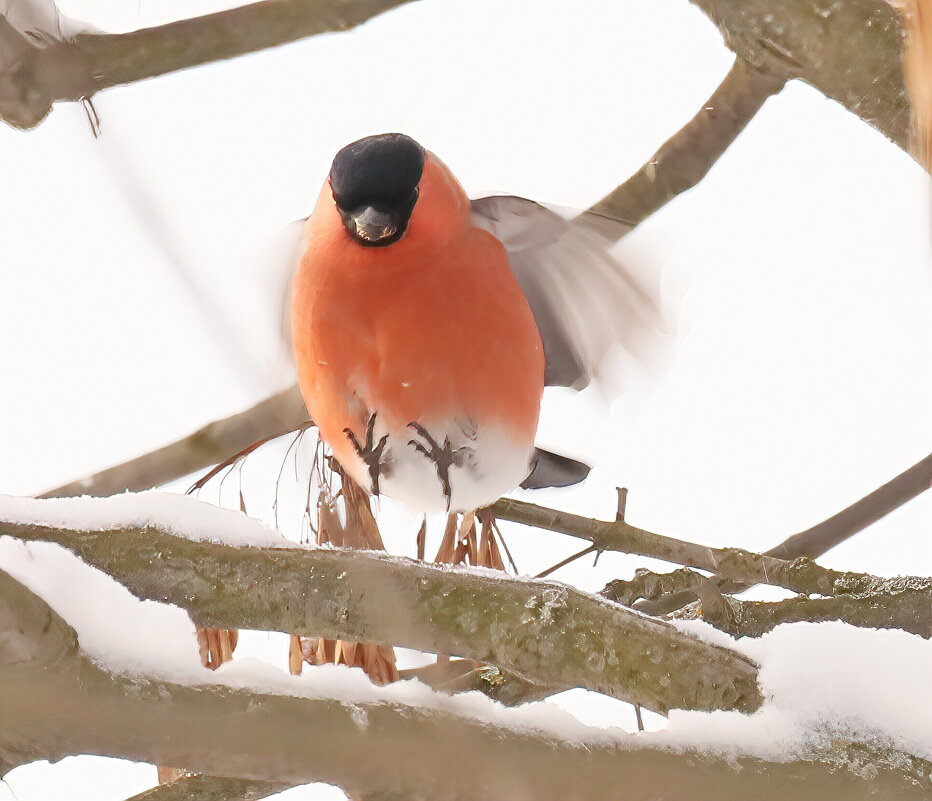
[344,412,389,494]
[406,422,475,511]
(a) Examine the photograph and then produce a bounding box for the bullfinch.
[290,133,661,513]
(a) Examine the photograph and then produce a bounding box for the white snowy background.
[0,0,929,798]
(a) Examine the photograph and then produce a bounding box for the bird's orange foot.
[344,412,390,495]
[407,422,476,511]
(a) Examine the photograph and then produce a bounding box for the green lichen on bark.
[1,519,762,715]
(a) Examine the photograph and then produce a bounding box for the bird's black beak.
[341,205,400,246]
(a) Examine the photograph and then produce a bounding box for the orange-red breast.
[291,134,661,513]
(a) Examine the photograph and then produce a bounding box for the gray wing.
[470,195,666,391]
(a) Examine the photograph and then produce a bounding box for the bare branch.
[43,383,927,574]
[766,453,932,560]
[1,516,762,715]
[490,497,930,599]
[587,57,786,228]
[0,0,412,130]
[632,453,932,615]
[2,569,929,800]
[40,385,307,499]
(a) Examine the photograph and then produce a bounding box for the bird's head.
[327,133,468,249]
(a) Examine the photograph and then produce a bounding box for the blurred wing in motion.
[470,195,668,393]
[272,217,309,363]
[0,0,95,39]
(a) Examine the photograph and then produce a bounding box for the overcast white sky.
[0,0,930,798]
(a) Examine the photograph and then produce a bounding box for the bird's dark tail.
[520,448,591,490]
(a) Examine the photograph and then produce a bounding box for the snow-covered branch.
[0,498,762,715]
[2,568,929,800]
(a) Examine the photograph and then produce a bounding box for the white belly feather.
[340,417,534,513]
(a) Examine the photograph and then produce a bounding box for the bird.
[290,133,662,514]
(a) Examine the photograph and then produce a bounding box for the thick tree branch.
[0,0,411,129]
[2,570,929,801]
[0,516,762,715]
[125,662,562,801]
[40,385,308,499]
[127,660,561,801]
[689,0,913,156]
[587,57,786,227]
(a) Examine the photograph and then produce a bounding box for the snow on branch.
[2,567,930,800]
[0,494,762,715]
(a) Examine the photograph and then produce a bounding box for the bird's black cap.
[330,134,425,247]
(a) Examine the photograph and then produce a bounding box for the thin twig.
[490,494,926,598]
[535,544,598,578]
[634,454,932,614]
[40,385,308,498]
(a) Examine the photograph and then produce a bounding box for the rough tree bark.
[0,517,763,715]
[3,563,930,800]
[688,0,912,153]
[0,0,410,129]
